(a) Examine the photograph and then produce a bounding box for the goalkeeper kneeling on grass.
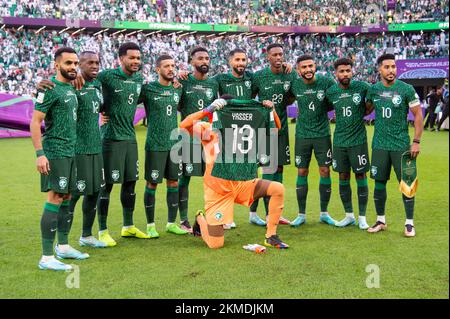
[179,96,289,249]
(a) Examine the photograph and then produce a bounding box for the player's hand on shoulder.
[173,78,182,89]
[282,62,293,74]
[262,100,274,109]
[72,73,85,90]
[36,79,55,91]
[177,70,190,81]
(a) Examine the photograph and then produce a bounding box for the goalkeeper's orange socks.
[265,181,284,238]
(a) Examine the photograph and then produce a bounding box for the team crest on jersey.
[77,180,86,192]
[317,91,325,101]
[392,95,402,105]
[206,89,213,99]
[245,81,251,89]
[186,164,194,173]
[136,84,142,95]
[332,160,337,169]
[174,93,180,103]
[371,166,378,176]
[112,170,120,181]
[214,212,223,221]
[353,93,362,104]
[59,177,68,189]
[151,170,159,180]
[259,154,269,165]
[295,156,302,166]
[283,82,290,92]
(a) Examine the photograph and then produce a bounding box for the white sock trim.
[405,219,414,226]
[377,215,386,224]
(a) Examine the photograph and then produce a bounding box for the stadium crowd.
[0,0,448,26]
[0,27,448,96]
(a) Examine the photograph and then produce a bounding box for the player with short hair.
[366,53,423,237]
[290,54,337,227]
[248,43,296,226]
[180,97,289,249]
[31,47,89,271]
[96,42,150,245]
[177,47,219,233]
[141,55,187,237]
[37,51,108,248]
[213,49,254,99]
[325,58,371,229]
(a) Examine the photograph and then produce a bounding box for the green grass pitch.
[0,123,448,298]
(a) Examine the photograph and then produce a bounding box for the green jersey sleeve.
[35,90,56,114]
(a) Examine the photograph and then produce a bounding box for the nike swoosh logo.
[115,89,123,93]
[154,97,162,100]
[100,183,106,187]
[265,87,272,90]
[332,101,339,104]
[180,199,188,202]
[225,84,233,87]
[51,228,57,232]
[64,99,71,103]
[325,161,332,164]
[373,99,381,102]
[186,91,194,94]
[80,92,88,96]
[356,167,365,171]
[296,94,303,97]
[171,204,178,207]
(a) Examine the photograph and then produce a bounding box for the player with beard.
[177,47,219,233]
[37,51,108,248]
[213,49,254,99]
[366,54,423,237]
[31,47,90,271]
[290,55,337,227]
[140,55,187,237]
[325,58,372,229]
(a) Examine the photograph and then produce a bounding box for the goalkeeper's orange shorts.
[203,175,257,226]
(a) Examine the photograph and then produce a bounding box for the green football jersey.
[211,100,276,181]
[291,74,335,138]
[326,80,370,147]
[75,79,104,154]
[252,67,297,136]
[213,71,253,99]
[367,80,420,151]
[179,74,219,119]
[97,67,143,141]
[142,81,183,152]
[35,77,78,160]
